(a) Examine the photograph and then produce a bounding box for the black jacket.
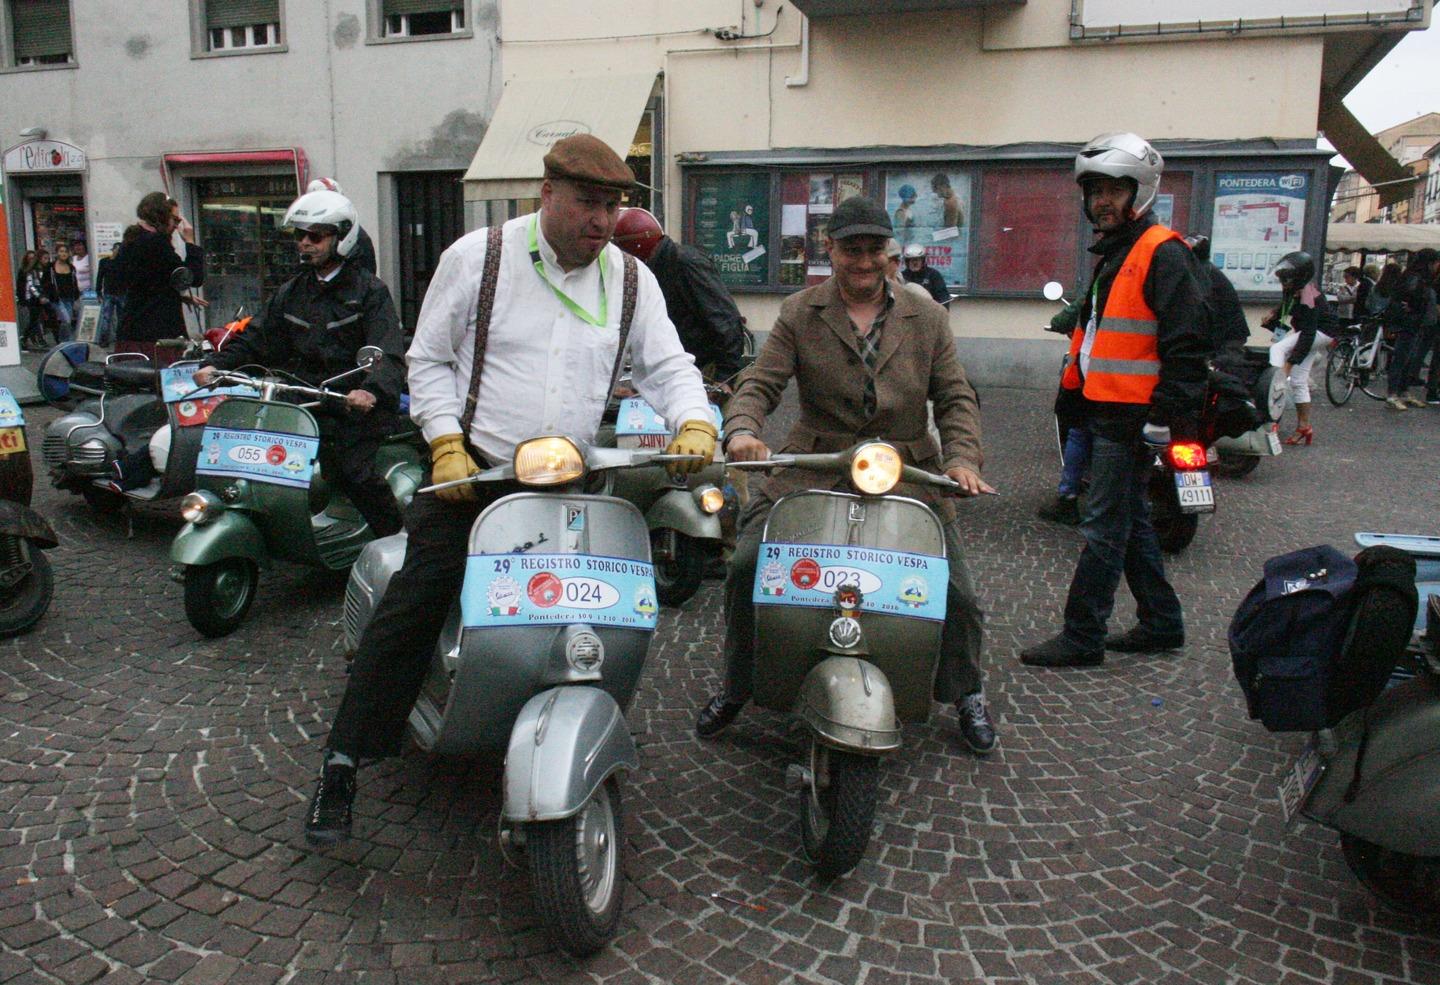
[206,261,405,417]
[42,265,80,303]
[95,254,122,298]
[903,265,950,306]
[1206,263,1249,350]
[349,227,377,277]
[1072,215,1211,441]
[648,237,747,382]
[116,229,205,343]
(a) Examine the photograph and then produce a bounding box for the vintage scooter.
[342,435,701,956]
[1269,533,1440,916]
[726,441,969,877]
[170,349,424,637]
[0,386,58,637]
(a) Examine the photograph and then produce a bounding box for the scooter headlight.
[693,484,725,515]
[850,442,903,495]
[181,490,222,525]
[514,436,585,486]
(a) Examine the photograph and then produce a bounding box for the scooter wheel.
[81,485,127,515]
[1341,834,1440,917]
[0,542,53,639]
[183,560,259,638]
[527,776,625,956]
[652,529,706,607]
[1147,477,1198,555]
[799,741,879,878]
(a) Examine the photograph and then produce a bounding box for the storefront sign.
[2,139,87,174]
[1211,172,1309,292]
[525,120,592,146]
[885,169,972,288]
[691,173,770,288]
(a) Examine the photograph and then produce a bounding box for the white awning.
[463,73,658,202]
[1326,222,1440,254]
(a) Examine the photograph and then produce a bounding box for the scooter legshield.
[170,512,267,567]
[503,686,638,823]
[645,488,722,541]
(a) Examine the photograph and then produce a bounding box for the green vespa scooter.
[170,349,425,637]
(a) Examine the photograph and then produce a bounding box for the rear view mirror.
[356,345,383,368]
[170,266,194,291]
[1042,281,1065,302]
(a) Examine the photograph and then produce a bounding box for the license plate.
[1174,470,1215,514]
[1266,426,1282,455]
[1277,742,1324,824]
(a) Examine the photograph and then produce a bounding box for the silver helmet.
[1074,132,1164,221]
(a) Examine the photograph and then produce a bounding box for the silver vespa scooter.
[728,441,969,877]
[343,435,700,955]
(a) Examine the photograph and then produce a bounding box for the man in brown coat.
[694,196,998,753]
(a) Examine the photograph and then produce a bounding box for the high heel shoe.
[1282,426,1313,446]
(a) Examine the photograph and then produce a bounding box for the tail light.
[1168,442,1208,471]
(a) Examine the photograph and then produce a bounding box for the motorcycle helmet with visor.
[1270,251,1314,289]
[1074,132,1163,223]
[283,190,359,263]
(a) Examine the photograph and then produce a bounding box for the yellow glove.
[664,419,718,477]
[428,433,480,503]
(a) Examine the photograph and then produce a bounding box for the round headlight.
[694,484,725,515]
[850,442,903,495]
[514,436,585,486]
[180,490,221,525]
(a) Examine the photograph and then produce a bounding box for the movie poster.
[884,169,971,287]
[691,173,771,287]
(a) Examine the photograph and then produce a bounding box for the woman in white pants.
[1263,252,1330,445]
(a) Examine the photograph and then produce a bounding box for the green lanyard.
[528,214,607,327]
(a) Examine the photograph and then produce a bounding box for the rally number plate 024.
[1174,470,1215,514]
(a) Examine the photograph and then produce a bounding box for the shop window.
[194,174,300,320]
[6,0,73,68]
[973,168,1076,295]
[193,0,284,56]
[371,0,469,41]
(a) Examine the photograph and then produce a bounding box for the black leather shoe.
[695,694,745,739]
[955,691,997,755]
[1036,495,1082,526]
[304,762,356,846]
[1105,626,1184,653]
[1020,634,1104,668]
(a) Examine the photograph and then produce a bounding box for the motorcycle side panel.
[0,501,58,548]
[344,533,409,651]
[797,656,901,752]
[754,491,945,723]
[44,411,119,478]
[1212,427,1279,457]
[1304,675,1440,856]
[645,488,722,541]
[170,512,267,566]
[503,686,638,823]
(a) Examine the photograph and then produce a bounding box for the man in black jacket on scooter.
[194,188,406,538]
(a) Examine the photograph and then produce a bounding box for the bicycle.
[1325,317,1391,406]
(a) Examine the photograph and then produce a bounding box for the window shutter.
[205,0,280,30]
[383,0,463,16]
[11,0,72,59]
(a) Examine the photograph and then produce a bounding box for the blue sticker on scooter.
[753,541,948,622]
[0,387,24,428]
[461,553,659,630]
[195,426,320,488]
[614,398,724,437]
[159,366,259,403]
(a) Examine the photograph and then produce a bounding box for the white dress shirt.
[407,212,711,463]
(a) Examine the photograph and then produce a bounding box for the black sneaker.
[1036,495,1081,526]
[304,762,356,846]
[1020,634,1104,668]
[1105,626,1184,653]
[695,693,745,739]
[955,691,997,755]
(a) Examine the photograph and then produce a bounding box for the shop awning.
[1318,87,1414,208]
[161,149,309,194]
[1326,222,1440,254]
[463,73,657,202]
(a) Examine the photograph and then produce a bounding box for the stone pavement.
[2,386,1438,985]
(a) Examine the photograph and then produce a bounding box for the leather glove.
[664,419,718,477]
[1047,301,1081,335]
[428,433,480,503]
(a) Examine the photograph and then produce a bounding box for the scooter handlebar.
[417,451,707,495]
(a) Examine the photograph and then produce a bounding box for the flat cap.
[543,134,636,191]
[827,196,893,240]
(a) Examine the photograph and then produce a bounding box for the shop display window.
[196,174,299,320]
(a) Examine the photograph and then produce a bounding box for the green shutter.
[384,0,463,16]
[11,0,72,59]
[206,0,280,30]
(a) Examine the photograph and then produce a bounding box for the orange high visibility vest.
[1060,224,1180,404]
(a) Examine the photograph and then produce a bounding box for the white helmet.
[1074,132,1163,221]
[903,243,926,260]
[307,177,343,195]
[284,189,358,259]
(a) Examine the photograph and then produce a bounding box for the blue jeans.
[51,300,74,343]
[1058,425,1092,497]
[98,296,122,347]
[1060,433,1183,650]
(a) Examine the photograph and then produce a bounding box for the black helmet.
[1183,234,1211,263]
[1271,251,1314,287]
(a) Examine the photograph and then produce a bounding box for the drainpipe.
[785,13,809,88]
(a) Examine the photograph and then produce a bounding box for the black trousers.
[317,413,405,538]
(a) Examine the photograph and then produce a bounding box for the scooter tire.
[80,485,127,515]
[1341,834,1440,917]
[183,559,259,638]
[527,777,625,957]
[1210,451,1260,479]
[652,529,706,607]
[800,743,879,879]
[0,543,53,639]
[1147,479,1198,555]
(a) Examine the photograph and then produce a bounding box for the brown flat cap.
[543,134,636,191]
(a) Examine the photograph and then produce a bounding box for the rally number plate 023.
[1174,470,1215,514]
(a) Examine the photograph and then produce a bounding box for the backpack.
[1200,366,1261,442]
[1228,545,1417,732]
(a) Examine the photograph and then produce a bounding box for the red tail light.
[1168,442,1207,470]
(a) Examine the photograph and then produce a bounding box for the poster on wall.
[692,173,770,287]
[1210,172,1308,292]
[884,169,971,287]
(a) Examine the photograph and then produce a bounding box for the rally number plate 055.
[1174,470,1215,514]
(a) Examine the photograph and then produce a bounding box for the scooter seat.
[104,363,161,391]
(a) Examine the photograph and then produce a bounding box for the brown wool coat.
[724,278,984,520]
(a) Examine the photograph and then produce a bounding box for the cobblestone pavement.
[3,385,1439,985]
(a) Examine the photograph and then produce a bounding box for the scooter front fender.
[796,656,901,754]
[1213,426,1280,457]
[170,511,267,567]
[0,501,58,548]
[503,686,638,823]
[645,488,722,541]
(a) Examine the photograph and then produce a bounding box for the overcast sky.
[1340,19,1440,132]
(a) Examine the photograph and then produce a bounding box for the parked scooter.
[0,386,58,637]
[726,441,973,877]
[170,349,424,637]
[342,436,702,955]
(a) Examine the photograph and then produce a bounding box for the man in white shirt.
[306,134,717,845]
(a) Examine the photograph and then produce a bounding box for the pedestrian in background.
[115,193,207,366]
[42,242,80,342]
[1384,248,1439,411]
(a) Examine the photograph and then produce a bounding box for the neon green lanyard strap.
[528,214,608,327]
